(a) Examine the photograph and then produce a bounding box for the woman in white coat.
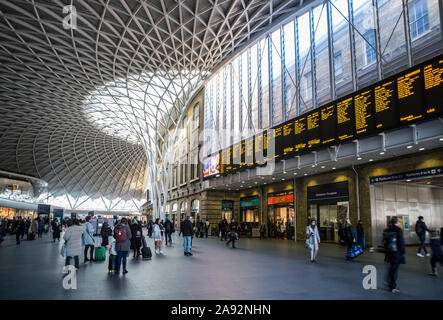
[306,219,321,263]
[63,218,84,269]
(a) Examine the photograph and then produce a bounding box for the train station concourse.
[1,0,443,305]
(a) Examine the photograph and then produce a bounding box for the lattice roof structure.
[0,0,308,212]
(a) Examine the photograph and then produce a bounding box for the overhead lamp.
[440,138,443,141]
[406,145,413,149]
[282,178,285,181]
[380,152,385,155]
[332,167,336,170]
[369,159,374,162]
[357,157,362,160]
[272,177,275,180]
[406,179,411,182]
[255,181,258,184]
[419,147,425,151]
[321,166,325,169]
[304,173,308,176]
[283,171,287,174]
[311,165,316,168]
[293,172,298,175]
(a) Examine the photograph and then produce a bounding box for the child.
[108,240,117,274]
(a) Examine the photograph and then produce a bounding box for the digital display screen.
[374,80,398,130]
[423,58,443,117]
[306,111,321,149]
[203,153,220,178]
[293,116,307,152]
[354,89,375,136]
[320,105,336,145]
[336,96,355,141]
[254,132,266,165]
[211,54,443,178]
[397,68,425,123]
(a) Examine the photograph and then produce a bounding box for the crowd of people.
[1,212,442,294]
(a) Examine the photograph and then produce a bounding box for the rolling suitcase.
[141,236,152,260]
[347,245,363,259]
[95,246,106,261]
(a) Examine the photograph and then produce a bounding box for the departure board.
[397,68,425,123]
[336,96,355,141]
[320,105,336,145]
[232,142,241,171]
[306,111,321,149]
[354,89,375,136]
[374,80,398,130]
[212,54,443,178]
[293,116,307,152]
[254,132,266,165]
[245,137,255,167]
[423,58,443,117]
[282,119,295,157]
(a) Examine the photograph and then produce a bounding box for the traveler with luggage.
[148,220,153,238]
[153,218,164,255]
[182,216,194,256]
[356,220,365,248]
[82,216,95,262]
[163,216,173,246]
[306,219,320,263]
[342,218,356,259]
[108,240,118,274]
[113,218,132,274]
[100,218,112,247]
[130,219,143,258]
[429,230,443,277]
[63,218,84,270]
[383,216,406,293]
[415,216,431,257]
[226,219,237,248]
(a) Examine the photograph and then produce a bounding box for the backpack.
[383,231,397,252]
[415,221,423,234]
[136,230,142,238]
[115,226,127,243]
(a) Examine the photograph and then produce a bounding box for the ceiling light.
[369,159,373,162]
[282,178,285,181]
[272,177,275,180]
[254,182,258,184]
[332,167,336,170]
[312,165,316,168]
[357,157,362,160]
[406,145,412,149]
[419,147,425,151]
[321,166,325,169]
[293,172,297,175]
[380,152,385,155]
[440,138,443,141]
[304,173,308,176]
[264,183,267,185]
[406,179,411,182]
[283,171,287,174]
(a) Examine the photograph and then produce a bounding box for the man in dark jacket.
[15,217,25,245]
[100,219,112,247]
[384,216,406,293]
[163,217,173,246]
[415,216,430,257]
[226,219,237,248]
[182,216,194,256]
[429,230,442,276]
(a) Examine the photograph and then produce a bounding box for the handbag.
[60,241,67,258]
[305,237,312,250]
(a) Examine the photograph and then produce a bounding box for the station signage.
[240,197,259,208]
[211,54,443,178]
[221,200,233,211]
[369,166,443,184]
[267,193,294,205]
[307,181,349,200]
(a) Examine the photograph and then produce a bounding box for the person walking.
[182,216,193,256]
[29,217,38,240]
[82,216,95,262]
[24,218,31,240]
[15,217,25,245]
[383,216,406,293]
[429,230,443,277]
[113,218,132,274]
[415,216,431,257]
[37,217,44,238]
[51,218,61,242]
[163,216,173,246]
[205,219,210,238]
[260,224,266,240]
[306,219,320,262]
[356,220,365,248]
[343,218,356,260]
[130,219,143,258]
[63,218,84,270]
[226,219,237,248]
[179,219,184,237]
[148,220,153,238]
[153,218,164,255]
[100,218,112,247]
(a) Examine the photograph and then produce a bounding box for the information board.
[306,110,321,149]
[336,96,355,141]
[245,136,255,168]
[282,119,295,157]
[320,104,336,145]
[293,116,307,152]
[423,58,443,117]
[374,79,398,130]
[397,68,425,123]
[254,132,266,165]
[354,89,375,136]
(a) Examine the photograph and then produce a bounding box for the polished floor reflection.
[0,231,441,300]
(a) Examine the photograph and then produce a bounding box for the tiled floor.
[0,231,441,300]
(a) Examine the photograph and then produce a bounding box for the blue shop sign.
[370,166,443,184]
[240,198,259,208]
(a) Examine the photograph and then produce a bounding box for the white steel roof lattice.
[0,0,307,213]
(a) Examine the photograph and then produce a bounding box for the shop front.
[267,191,295,240]
[240,197,260,237]
[180,200,187,221]
[221,200,233,221]
[191,199,200,223]
[171,203,178,227]
[307,181,349,243]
